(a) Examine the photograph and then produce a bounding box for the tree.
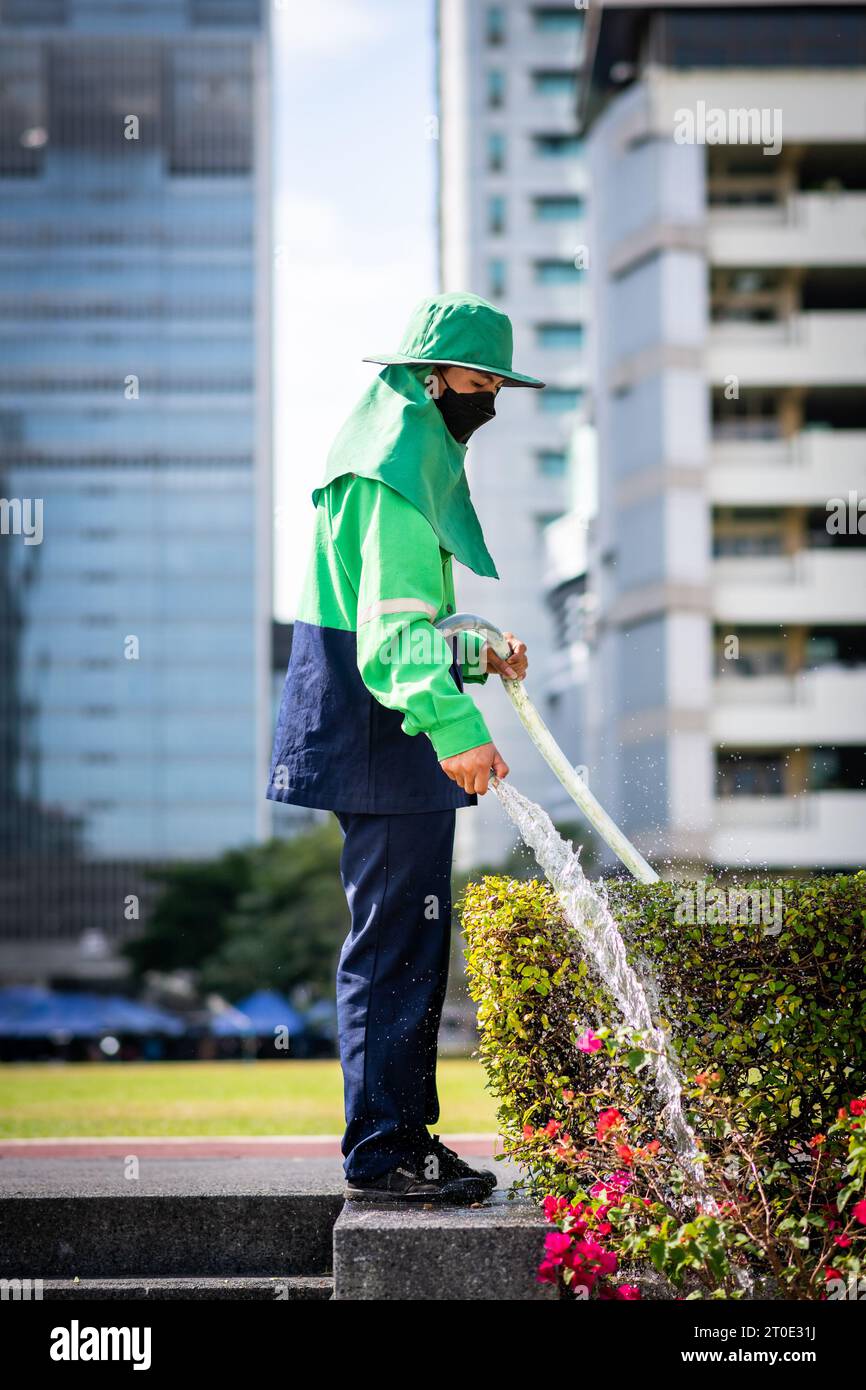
[124,825,348,1001]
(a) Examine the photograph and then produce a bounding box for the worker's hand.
[484,632,528,681]
[440,741,509,795]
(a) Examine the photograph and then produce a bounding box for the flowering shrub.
[462,872,866,1299]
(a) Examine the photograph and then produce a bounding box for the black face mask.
[434,376,497,444]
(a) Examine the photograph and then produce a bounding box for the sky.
[271,0,438,619]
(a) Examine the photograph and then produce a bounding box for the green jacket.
[297,473,490,761]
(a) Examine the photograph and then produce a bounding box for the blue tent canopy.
[210,1004,255,1037]
[0,989,184,1039]
[232,989,307,1037]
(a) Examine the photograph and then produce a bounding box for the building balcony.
[713,550,866,624]
[711,667,866,746]
[709,430,866,506]
[706,312,866,387]
[710,790,866,868]
[708,192,866,268]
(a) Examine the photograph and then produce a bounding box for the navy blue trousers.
[334,807,456,1182]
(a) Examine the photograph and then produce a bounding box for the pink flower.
[545,1231,573,1261]
[536,1259,560,1285]
[614,1284,642,1300]
[852,1199,866,1225]
[602,1169,633,1195]
[577,1030,603,1054]
[835,1234,852,1249]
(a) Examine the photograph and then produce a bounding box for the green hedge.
[462,872,866,1189]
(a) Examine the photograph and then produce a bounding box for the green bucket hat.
[362,291,545,389]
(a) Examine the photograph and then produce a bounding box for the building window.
[487,131,506,172]
[533,195,584,221]
[536,450,568,478]
[486,70,505,108]
[168,46,253,175]
[810,747,866,791]
[713,506,785,558]
[489,258,507,299]
[488,195,506,235]
[486,6,506,45]
[532,133,582,159]
[535,259,583,284]
[539,388,582,413]
[0,42,46,176]
[717,752,785,797]
[2,0,67,20]
[531,70,577,97]
[532,7,585,35]
[536,323,583,349]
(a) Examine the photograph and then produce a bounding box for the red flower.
[522,1124,535,1140]
[615,1143,635,1167]
[536,1259,560,1285]
[852,1199,866,1226]
[835,1234,852,1249]
[808,1133,826,1149]
[543,1119,561,1138]
[577,1030,603,1054]
[543,1194,567,1222]
[562,1088,575,1102]
[850,1099,866,1117]
[643,1140,661,1156]
[570,1238,618,1278]
[596,1108,624,1141]
[544,1231,573,1262]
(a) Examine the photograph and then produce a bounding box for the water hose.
[435,612,659,884]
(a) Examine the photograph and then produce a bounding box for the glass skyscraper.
[0,0,272,979]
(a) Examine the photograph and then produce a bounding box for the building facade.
[562,0,866,872]
[436,0,589,866]
[0,0,272,978]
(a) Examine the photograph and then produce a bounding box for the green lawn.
[0,1058,499,1138]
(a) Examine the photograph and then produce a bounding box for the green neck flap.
[313,364,498,580]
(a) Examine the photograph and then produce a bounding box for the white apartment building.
[550,0,866,872]
[437,0,589,866]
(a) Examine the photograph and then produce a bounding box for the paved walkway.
[0,1135,520,1197]
[0,1133,503,1160]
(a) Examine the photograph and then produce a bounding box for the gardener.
[267,291,543,1203]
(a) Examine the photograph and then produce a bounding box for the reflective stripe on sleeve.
[357,597,439,626]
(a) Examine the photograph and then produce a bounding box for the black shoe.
[345,1158,489,1205]
[426,1134,498,1195]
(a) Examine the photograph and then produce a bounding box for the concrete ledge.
[333,1191,556,1301]
[36,1275,333,1301]
[0,1158,346,1279]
